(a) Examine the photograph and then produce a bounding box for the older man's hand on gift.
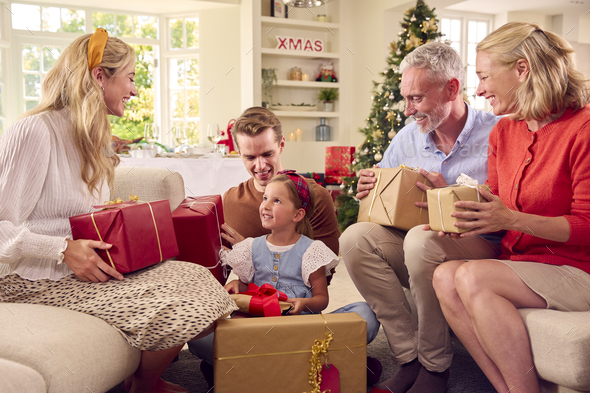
[356,166,380,199]
[221,224,245,246]
[63,240,124,282]
[415,169,447,209]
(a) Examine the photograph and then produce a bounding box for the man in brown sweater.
[193,107,382,387]
[221,107,339,255]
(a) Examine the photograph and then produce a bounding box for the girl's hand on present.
[221,224,245,246]
[287,298,308,315]
[415,169,447,209]
[224,279,246,294]
[452,187,515,237]
[63,240,124,282]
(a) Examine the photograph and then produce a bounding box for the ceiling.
[446,0,589,15]
[26,0,239,14]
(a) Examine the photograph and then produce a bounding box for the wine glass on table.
[174,124,187,154]
[207,124,224,155]
[144,123,160,156]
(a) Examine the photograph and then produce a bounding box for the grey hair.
[400,42,465,91]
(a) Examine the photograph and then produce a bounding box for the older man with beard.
[340,42,502,393]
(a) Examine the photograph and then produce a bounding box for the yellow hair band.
[88,28,108,71]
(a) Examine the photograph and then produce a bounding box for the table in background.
[119,156,250,197]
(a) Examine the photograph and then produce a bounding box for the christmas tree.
[336,0,443,232]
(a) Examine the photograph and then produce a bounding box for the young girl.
[222,170,339,314]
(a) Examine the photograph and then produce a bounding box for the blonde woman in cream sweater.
[0,29,236,393]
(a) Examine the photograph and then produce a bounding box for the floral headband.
[277,170,310,211]
[88,28,108,71]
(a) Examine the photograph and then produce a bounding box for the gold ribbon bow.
[103,194,139,206]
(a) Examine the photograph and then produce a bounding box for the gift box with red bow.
[171,195,228,285]
[230,283,293,317]
[325,146,356,177]
[69,200,179,273]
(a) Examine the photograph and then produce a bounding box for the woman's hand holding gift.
[63,239,124,282]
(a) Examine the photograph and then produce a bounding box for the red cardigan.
[487,106,590,273]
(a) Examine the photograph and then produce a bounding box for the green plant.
[261,68,278,104]
[318,88,339,103]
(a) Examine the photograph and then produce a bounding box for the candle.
[317,15,326,22]
[295,128,303,142]
[302,73,309,81]
[289,132,296,142]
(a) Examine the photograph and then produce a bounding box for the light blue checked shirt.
[382,103,500,185]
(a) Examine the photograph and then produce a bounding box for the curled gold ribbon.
[306,313,333,393]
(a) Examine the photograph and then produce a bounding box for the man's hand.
[356,166,380,200]
[415,169,448,209]
[63,240,123,282]
[221,224,245,246]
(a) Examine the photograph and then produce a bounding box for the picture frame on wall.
[270,0,288,18]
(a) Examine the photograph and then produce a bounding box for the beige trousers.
[340,223,501,372]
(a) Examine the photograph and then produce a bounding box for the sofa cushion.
[0,303,140,393]
[520,308,590,392]
[0,358,46,393]
[113,167,185,211]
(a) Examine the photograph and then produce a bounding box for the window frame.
[438,11,494,111]
[161,15,200,147]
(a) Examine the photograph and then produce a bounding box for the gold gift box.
[213,313,367,393]
[230,293,293,316]
[427,184,490,233]
[358,166,432,231]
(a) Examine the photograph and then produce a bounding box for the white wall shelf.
[276,80,341,88]
[270,111,339,117]
[261,48,340,59]
[242,0,347,172]
[260,16,340,30]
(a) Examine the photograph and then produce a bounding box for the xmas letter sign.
[276,36,324,53]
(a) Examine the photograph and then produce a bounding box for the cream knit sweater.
[0,109,108,280]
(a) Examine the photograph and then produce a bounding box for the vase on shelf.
[323,102,333,112]
[316,118,331,141]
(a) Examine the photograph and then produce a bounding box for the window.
[92,13,158,39]
[11,3,85,33]
[21,45,63,111]
[439,14,492,110]
[169,18,198,50]
[10,5,160,142]
[167,17,200,145]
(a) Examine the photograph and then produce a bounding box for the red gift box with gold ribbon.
[69,200,179,273]
[325,146,356,177]
[171,195,228,285]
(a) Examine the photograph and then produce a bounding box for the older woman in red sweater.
[432,22,590,393]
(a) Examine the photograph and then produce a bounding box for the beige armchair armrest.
[112,167,185,211]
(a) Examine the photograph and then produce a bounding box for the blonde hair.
[23,33,135,196]
[232,107,283,150]
[477,22,589,121]
[268,175,316,238]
